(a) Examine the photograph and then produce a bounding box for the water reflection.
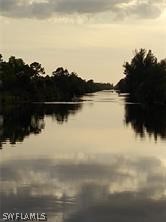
[0,103,82,148]
[1,92,166,222]
[125,102,166,141]
[1,154,166,221]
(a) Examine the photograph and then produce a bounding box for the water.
[0,91,166,222]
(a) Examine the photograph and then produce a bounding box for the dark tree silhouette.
[0,54,113,103]
[115,49,166,104]
[30,62,45,77]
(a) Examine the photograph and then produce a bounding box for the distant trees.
[51,67,113,101]
[0,54,113,103]
[115,49,166,104]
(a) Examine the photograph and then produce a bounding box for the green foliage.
[0,54,113,103]
[117,49,166,104]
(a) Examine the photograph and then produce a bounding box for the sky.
[0,0,166,84]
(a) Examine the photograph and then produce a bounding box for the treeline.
[115,49,166,104]
[0,54,113,103]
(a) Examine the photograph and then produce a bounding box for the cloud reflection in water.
[1,154,166,222]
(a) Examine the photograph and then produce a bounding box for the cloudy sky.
[0,0,166,83]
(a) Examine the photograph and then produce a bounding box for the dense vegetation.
[0,54,113,103]
[115,49,166,104]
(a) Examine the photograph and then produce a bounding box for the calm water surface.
[0,91,166,222]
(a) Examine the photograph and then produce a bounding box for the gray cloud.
[0,0,165,20]
[1,155,166,221]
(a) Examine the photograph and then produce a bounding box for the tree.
[123,49,157,93]
[120,49,166,104]
[52,67,69,76]
[30,62,45,78]
[0,54,3,83]
[0,54,3,63]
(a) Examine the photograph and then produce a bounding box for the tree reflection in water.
[125,100,166,141]
[0,103,82,148]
